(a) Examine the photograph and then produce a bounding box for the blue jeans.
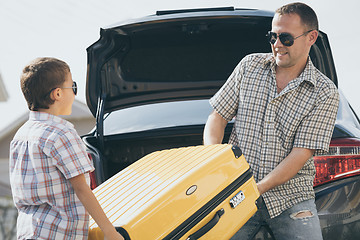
[230,197,323,240]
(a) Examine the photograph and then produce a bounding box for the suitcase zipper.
[163,168,253,240]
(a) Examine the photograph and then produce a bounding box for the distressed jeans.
[230,197,323,240]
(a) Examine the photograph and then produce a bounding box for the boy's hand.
[69,174,125,240]
[103,229,124,240]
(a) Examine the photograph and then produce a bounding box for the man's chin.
[275,58,291,68]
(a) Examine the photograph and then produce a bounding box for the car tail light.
[88,153,98,190]
[313,138,360,187]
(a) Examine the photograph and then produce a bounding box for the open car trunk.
[83,125,233,180]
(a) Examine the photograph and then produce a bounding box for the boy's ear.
[50,88,62,101]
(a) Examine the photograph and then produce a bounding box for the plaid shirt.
[210,53,339,218]
[9,111,94,239]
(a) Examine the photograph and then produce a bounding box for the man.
[203,3,339,239]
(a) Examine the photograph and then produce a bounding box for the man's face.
[271,13,312,70]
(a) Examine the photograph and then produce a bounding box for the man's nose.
[273,36,283,47]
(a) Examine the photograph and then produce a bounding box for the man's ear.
[309,30,318,46]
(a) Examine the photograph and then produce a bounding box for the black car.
[83,7,360,239]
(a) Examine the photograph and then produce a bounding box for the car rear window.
[104,100,213,135]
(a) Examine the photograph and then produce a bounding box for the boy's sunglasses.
[266,30,314,47]
[61,81,77,95]
[48,81,77,96]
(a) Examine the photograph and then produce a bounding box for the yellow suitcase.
[88,144,259,240]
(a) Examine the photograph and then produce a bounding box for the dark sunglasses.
[266,30,314,47]
[47,81,77,96]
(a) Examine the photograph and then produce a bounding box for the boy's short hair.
[21,57,70,111]
[276,2,319,31]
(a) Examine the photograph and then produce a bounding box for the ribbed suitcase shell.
[88,144,259,240]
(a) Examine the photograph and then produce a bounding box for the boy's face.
[58,71,76,115]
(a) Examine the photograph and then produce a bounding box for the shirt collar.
[263,54,317,87]
[29,111,74,128]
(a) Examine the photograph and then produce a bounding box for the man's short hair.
[20,57,70,111]
[276,2,319,31]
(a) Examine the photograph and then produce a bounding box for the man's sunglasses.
[266,30,314,47]
[48,81,77,96]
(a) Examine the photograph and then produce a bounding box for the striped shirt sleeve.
[293,83,339,153]
[51,130,94,179]
[210,57,245,121]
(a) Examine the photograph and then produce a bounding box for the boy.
[9,57,124,239]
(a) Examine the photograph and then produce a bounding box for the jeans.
[230,197,323,240]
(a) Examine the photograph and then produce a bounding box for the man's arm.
[203,110,228,145]
[69,174,124,240]
[257,147,315,195]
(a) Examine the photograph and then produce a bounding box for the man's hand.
[256,148,315,195]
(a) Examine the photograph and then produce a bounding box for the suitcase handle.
[186,208,225,240]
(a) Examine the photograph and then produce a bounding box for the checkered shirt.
[210,53,339,218]
[9,111,95,239]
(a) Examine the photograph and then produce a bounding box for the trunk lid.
[86,7,337,117]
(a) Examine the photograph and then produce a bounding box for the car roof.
[105,7,274,29]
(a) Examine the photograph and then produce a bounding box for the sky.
[0,0,359,132]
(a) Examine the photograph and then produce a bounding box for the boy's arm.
[69,174,124,240]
